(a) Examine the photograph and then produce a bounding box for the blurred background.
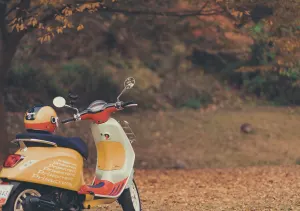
[2,0,300,170]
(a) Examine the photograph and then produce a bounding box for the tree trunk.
[0,0,32,161]
[0,39,25,162]
[0,41,9,161]
[0,23,25,162]
[0,68,7,161]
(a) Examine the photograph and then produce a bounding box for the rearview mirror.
[117,77,136,102]
[53,96,66,108]
[124,77,135,89]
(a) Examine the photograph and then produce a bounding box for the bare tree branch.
[72,0,222,17]
[5,0,223,41]
[215,1,238,22]
[96,7,221,17]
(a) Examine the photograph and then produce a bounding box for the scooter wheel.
[2,184,41,211]
[118,179,142,211]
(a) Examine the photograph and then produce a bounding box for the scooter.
[0,77,141,211]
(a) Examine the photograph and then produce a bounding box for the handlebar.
[60,101,137,124]
[121,101,138,108]
[61,117,76,124]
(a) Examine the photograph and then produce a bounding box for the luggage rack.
[11,138,57,152]
[119,120,137,143]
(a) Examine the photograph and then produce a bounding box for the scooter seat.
[16,131,89,159]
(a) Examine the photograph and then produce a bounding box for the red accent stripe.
[112,181,125,196]
[78,177,128,196]
[24,122,56,133]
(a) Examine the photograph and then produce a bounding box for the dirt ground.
[87,166,300,211]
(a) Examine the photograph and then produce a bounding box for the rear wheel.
[2,185,41,211]
[118,179,142,211]
[2,183,83,211]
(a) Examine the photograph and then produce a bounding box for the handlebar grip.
[61,117,75,124]
[121,101,138,108]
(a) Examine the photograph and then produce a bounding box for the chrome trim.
[126,104,138,107]
[12,139,57,147]
[19,141,28,152]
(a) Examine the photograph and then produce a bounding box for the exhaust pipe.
[22,196,57,211]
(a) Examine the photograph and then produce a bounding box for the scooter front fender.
[0,147,84,191]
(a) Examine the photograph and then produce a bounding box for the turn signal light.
[3,154,24,168]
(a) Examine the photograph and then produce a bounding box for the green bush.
[218,34,300,105]
[180,92,213,109]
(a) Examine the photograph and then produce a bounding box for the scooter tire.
[118,179,142,211]
[2,184,41,211]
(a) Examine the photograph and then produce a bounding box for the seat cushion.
[16,132,88,159]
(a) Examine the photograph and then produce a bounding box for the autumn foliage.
[6,1,102,43]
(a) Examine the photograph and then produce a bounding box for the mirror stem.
[117,87,126,102]
[64,105,79,113]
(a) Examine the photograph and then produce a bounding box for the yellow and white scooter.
[0,77,141,211]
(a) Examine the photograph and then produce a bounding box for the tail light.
[0,179,8,184]
[3,154,24,168]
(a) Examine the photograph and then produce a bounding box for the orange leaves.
[244,10,250,16]
[56,27,64,34]
[6,0,97,44]
[77,24,84,31]
[34,3,90,44]
[38,0,63,7]
[9,18,26,32]
[37,34,53,43]
[27,17,38,27]
[230,8,244,19]
[55,14,73,28]
[62,7,73,17]
[46,26,52,32]
[55,15,64,22]
[76,4,86,12]
[14,23,26,32]
[76,2,100,13]
[38,23,44,29]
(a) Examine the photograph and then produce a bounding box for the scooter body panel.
[90,117,135,198]
[0,147,84,191]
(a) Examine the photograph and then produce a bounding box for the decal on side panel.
[31,159,78,188]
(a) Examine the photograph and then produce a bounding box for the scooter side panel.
[0,147,84,191]
[90,118,135,197]
[96,141,126,170]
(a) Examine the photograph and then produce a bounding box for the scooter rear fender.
[0,147,85,191]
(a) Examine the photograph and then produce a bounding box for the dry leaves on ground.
[87,166,300,211]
